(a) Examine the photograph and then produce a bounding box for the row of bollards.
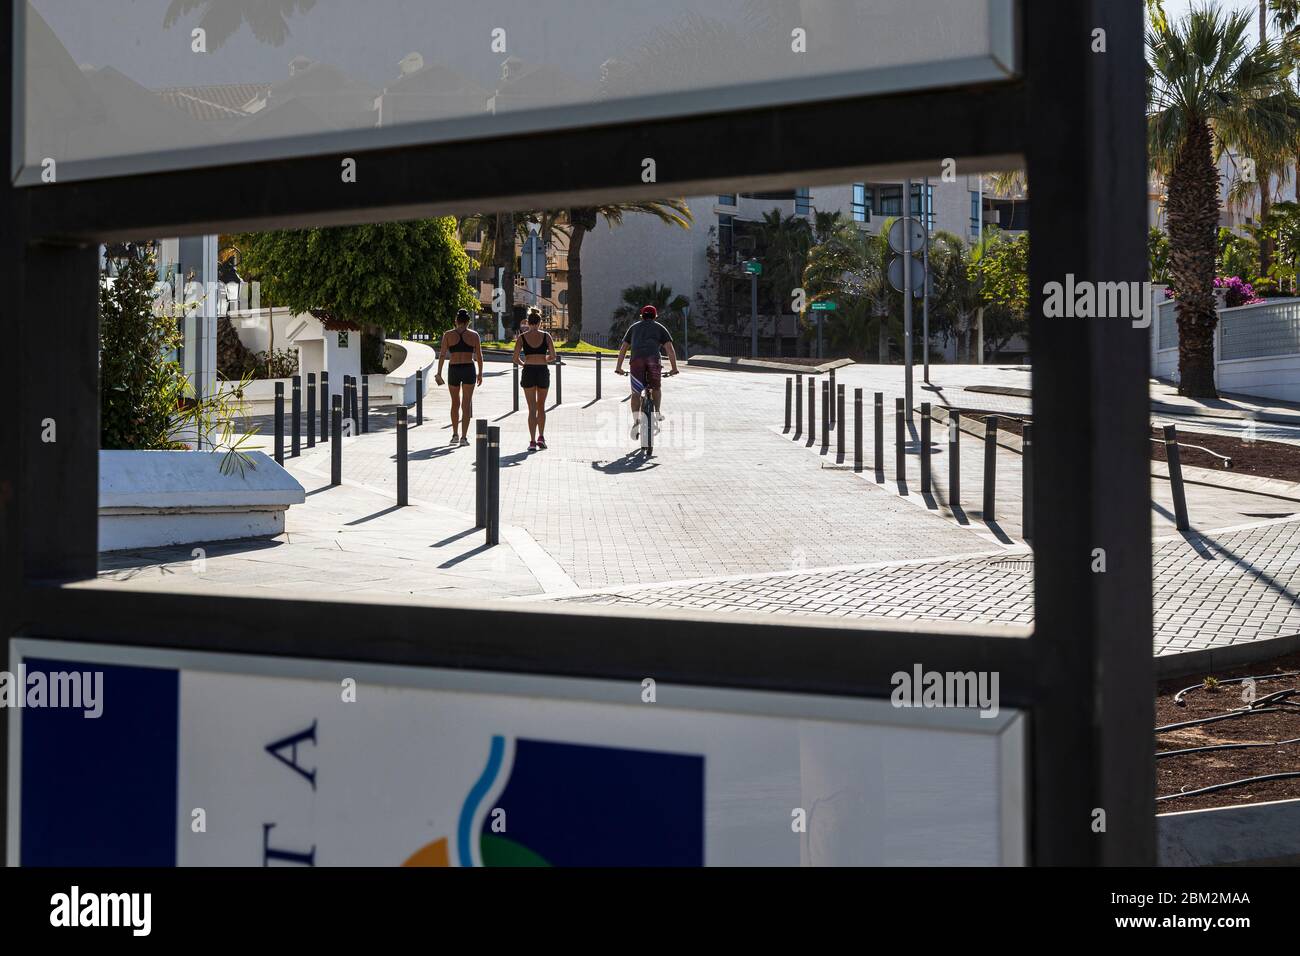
[785,376,1037,537]
[276,373,376,465]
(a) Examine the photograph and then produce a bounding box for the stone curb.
[686,354,855,374]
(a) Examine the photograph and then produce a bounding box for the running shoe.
[537,435,547,449]
[630,420,640,440]
[460,436,470,446]
[528,441,538,452]
[450,433,459,445]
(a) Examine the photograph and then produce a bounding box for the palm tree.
[804,218,899,362]
[1147,5,1300,396]
[163,0,317,49]
[564,201,692,344]
[608,282,690,346]
[929,231,983,363]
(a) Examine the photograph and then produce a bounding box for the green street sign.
[811,301,838,312]
[743,260,762,275]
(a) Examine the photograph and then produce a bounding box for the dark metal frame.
[0,0,1153,865]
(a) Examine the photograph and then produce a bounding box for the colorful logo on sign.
[403,737,705,867]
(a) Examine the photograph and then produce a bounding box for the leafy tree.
[1149,227,1172,284]
[608,282,691,347]
[163,0,316,50]
[1148,5,1300,396]
[565,201,692,343]
[970,229,1030,360]
[231,219,478,352]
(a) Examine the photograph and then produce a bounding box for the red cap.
[639,305,657,319]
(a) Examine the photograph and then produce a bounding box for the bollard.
[829,367,837,426]
[949,411,961,509]
[836,384,845,462]
[807,378,815,442]
[853,388,863,473]
[874,392,884,476]
[556,356,563,405]
[1022,423,1034,544]
[330,395,343,485]
[274,381,285,465]
[291,375,301,458]
[306,372,316,448]
[794,374,804,440]
[895,397,905,490]
[320,371,330,443]
[475,419,488,529]
[416,369,424,426]
[596,353,603,400]
[983,416,998,521]
[342,376,351,432]
[396,406,408,506]
[784,377,792,433]
[512,363,520,413]
[349,376,358,427]
[920,402,931,495]
[361,377,369,434]
[820,381,830,454]
[1164,424,1190,531]
[486,425,501,546]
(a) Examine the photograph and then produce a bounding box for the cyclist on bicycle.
[615,305,679,440]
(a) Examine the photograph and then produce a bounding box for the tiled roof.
[155,83,268,121]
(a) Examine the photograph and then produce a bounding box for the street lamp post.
[744,259,762,358]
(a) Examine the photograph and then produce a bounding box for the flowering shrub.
[1163,275,1264,307]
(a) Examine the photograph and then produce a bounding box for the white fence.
[1152,291,1300,402]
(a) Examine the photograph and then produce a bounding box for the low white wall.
[384,339,436,406]
[99,449,305,552]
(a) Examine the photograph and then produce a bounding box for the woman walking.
[512,309,557,450]
[434,309,483,445]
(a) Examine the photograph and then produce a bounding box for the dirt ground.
[1157,653,1300,812]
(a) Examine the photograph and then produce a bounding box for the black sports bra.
[449,330,475,354]
[521,330,549,355]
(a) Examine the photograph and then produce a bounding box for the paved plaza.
[96,361,1300,660]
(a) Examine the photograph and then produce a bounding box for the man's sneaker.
[655,409,664,422]
[537,435,548,449]
[528,441,538,452]
[630,420,640,440]
[654,418,662,435]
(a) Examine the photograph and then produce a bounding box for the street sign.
[520,234,544,278]
[743,260,763,275]
[811,301,838,312]
[887,217,927,256]
[888,256,927,297]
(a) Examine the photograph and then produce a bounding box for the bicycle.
[616,367,676,457]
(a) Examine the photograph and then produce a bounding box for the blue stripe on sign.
[20,659,179,866]
[457,735,505,867]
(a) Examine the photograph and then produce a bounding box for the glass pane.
[17,0,1017,183]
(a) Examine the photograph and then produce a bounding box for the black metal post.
[853,388,863,473]
[306,372,316,448]
[330,395,343,485]
[1164,424,1189,531]
[486,425,501,546]
[828,367,837,425]
[784,377,792,433]
[949,411,961,509]
[416,369,424,426]
[920,402,931,495]
[349,375,358,428]
[794,374,803,440]
[556,356,563,405]
[512,363,520,412]
[1022,423,1034,543]
[820,380,829,454]
[396,406,408,506]
[836,384,845,462]
[983,416,998,521]
[895,397,905,490]
[874,392,883,476]
[475,419,488,529]
[320,371,330,443]
[807,378,815,441]
[273,381,285,465]
[291,375,301,458]
[343,376,352,433]
[596,353,602,400]
[361,377,369,434]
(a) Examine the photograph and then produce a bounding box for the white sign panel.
[8,638,1025,866]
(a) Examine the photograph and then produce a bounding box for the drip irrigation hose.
[1158,771,1300,803]
[1172,671,1300,706]
[1156,707,1284,733]
[1157,736,1300,759]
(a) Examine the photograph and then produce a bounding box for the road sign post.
[811,300,836,360]
[745,259,762,358]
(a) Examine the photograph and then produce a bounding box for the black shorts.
[521,365,551,389]
[447,364,476,387]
